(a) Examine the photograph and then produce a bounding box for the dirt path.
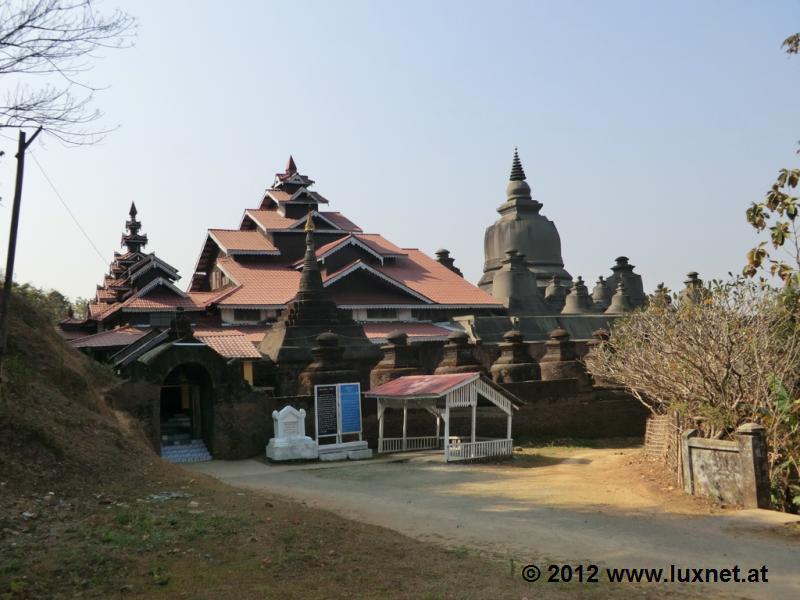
[189,447,800,599]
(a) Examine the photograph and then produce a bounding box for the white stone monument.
[266,406,319,461]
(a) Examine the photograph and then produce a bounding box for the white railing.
[446,382,477,408]
[474,378,514,415]
[447,438,513,462]
[378,436,441,454]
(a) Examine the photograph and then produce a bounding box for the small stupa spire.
[509,147,526,181]
[122,202,147,253]
[299,209,323,294]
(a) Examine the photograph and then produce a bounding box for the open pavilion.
[365,373,520,462]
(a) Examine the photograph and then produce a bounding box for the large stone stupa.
[478,149,571,293]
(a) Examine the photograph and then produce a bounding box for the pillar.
[444,404,450,461]
[402,404,408,451]
[378,401,384,453]
[736,423,771,509]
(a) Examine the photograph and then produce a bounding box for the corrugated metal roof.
[366,373,479,398]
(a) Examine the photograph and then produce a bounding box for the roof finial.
[286,155,297,175]
[304,208,315,233]
[129,201,138,218]
[510,147,526,181]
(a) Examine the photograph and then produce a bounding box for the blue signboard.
[338,383,362,434]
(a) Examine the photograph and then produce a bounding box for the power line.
[28,151,108,266]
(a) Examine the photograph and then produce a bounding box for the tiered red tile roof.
[312,233,407,261]
[86,204,184,324]
[71,327,149,349]
[213,257,301,307]
[208,229,279,254]
[69,156,503,363]
[194,332,262,359]
[188,158,502,311]
[243,209,362,233]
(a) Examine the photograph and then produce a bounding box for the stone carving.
[591,276,612,312]
[297,332,360,395]
[491,249,550,315]
[561,276,593,314]
[544,276,568,313]
[490,330,541,383]
[266,405,318,461]
[539,328,575,371]
[539,328,592,390]
[434,330,485,375]
[370,331,424,388]
[605,281,632,314]
[605,257,646,307]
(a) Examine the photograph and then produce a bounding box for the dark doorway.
[160,363,213,452]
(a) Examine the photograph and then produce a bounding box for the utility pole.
[0,126,43,383]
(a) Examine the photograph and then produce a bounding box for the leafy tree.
[744,34,800,287]
[0,276,86,323]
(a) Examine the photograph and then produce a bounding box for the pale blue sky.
[1,0,799,299]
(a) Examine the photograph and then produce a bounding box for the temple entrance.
[160,364,213,462]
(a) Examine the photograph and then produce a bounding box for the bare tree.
[0,0,135,144]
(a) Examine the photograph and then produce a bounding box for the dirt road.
[189,446,800,599]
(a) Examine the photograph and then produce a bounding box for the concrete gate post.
[736,423,771,509]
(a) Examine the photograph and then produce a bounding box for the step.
[160,439,212,464]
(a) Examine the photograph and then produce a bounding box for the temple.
[57,151,675,463]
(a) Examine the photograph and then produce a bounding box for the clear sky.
[1,0,799,300]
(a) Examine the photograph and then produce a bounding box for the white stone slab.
[318,440,369,454]
[266,438,318,461]
[347,448,373,460]
[319,451,349,462]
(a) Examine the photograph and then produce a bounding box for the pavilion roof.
[366,373,480,398]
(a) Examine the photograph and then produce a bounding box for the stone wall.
[681,424,770,509]
[502,382,647,439]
